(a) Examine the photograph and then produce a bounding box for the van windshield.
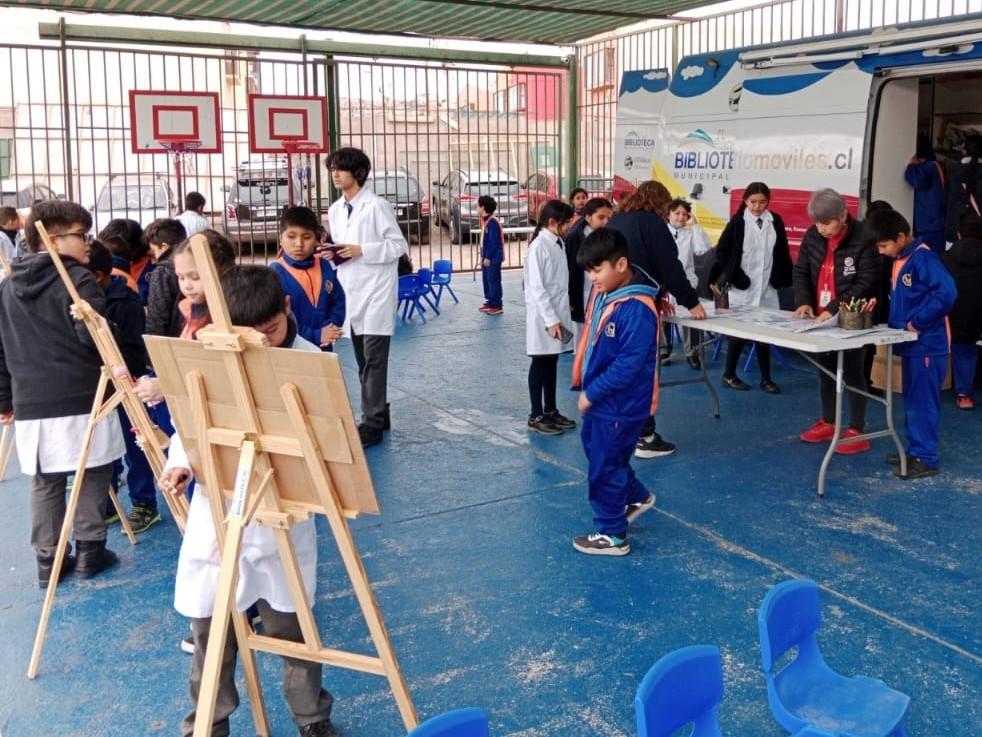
[371,177,420,200]
[98,184,166,211]
[467,180,519,196]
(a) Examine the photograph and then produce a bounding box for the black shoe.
[686,355,701,370]
[126,503,161,534]
[572,532,630,556]
[635,432,676,458]
[759,379,781,394]
[299,720,339,737]
[659,349,672,365]
[544,411,576,429]
[37,547,76,589]
[358,423,384,448]
[722,375,750,391]
[74,539,118,579]
[625,493,656,524]
[527,415,563,436]
[893,457,939,480]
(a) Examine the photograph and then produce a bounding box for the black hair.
[24,200,92,253]
[221,265,288,328]
[100,235,132,263]
[98,218,144,259]
[144,218,187,251]
[325,147,372,187]
[737,182,771,214]
[532,199,575,241]
[185,191,206,212]
[866,200,894,216]
[477,195,497,215]
[583,197,612,217]
[668,197,692,214]
[569,187,588,201]
[173,229,237,272]
[958,208,982,241]
[577,227,630,270]
[0,206,19,225]
[279,205,320,233]
[86,240,113,276]
[865,208,911,243]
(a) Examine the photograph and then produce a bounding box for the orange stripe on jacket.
[276,255,324,308]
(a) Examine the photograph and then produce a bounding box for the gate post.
[565,54,578,196]
[58,18,75,201]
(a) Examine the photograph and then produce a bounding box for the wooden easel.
[26,223,190,679]
[144,235,418,737]
[0,245,14,480]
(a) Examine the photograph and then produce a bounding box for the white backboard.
[248,94,329,154]
[129,90,221,154]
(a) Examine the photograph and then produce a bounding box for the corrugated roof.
[11,0,709,45]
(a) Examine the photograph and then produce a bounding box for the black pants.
[816,348,868,431]
[528,354,559,418]
[724,338,771,382]
[351,331,391,431]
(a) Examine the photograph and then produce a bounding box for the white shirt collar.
[744,208,773,226]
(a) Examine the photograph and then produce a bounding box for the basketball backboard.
[129,90,221,154]
[248,94,328,154]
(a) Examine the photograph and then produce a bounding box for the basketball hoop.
[159,139,202,208]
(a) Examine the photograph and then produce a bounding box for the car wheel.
[449,214,461,245]
[419,218,431,245]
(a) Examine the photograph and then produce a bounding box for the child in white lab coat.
[524,199,576,436]
[666,198,712,369]
[160,266,337,737]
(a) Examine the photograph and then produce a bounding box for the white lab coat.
[327,186,407,337]
[176,210,210,237]
[15,412,124,476]
[171,335,320,619]
[667,223,712,290]
[729,209,779,309]
[524,229,573,356]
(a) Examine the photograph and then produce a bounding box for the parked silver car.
[224,159,303,252]
[91,174,175,234]
[431,168,525,244]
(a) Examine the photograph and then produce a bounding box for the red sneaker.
[800,419,835,443]
[835,428,871,455]
[956,394,974,410]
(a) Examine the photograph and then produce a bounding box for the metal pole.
[325,55,341,204]
[565,54,578,196]
[835,0,847,33]
[58,18,75,201]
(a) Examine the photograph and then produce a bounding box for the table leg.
[885,344,907,477]
[701,332,720,419]
[817,350,845,497]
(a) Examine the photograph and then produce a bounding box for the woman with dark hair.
[608,180,706,458]
[712,181,792,393]
[569,187,589,218]
[945,133,982,244]
[524,199,577,435]
[792,188,879,453]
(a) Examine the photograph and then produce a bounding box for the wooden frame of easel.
[26,222,190,679]
[143,234,418,737]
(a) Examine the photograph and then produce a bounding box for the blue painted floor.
[0,270,979,736]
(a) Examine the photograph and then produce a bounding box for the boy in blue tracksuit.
[269,206,346,351]
[478,195,504,314]
[904,138,946,253]
[570,227,660,555]
[867,208,957,479]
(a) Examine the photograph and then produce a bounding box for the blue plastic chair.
[406,707,489,737]
[744,342,790,372]
[398,274,427,324]
[416,267,440,315]
[635,645,725,737]
[758,580,910,737]
[431,259,459,306]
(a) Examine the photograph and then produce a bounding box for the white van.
[613,15,982,257]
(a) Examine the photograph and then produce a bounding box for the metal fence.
[576,0,982,182]
[0,41,562,269]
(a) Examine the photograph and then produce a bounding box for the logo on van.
[624,129,657,149]
[682,129,715,147]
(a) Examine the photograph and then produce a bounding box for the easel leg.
[28,370,110,678]
[107,485,138,545]
[0,424,14,480]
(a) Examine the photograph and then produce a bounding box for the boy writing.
[570,227,659,556]
[0,201,124,585]
[160,265,337,737]
[866,207,957,479]
[270,206,346,350]
[478,195,504,315]
[145,218,188,337]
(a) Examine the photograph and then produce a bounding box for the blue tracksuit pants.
[112,406,157,509]
[482,263,502,308]
[582,413,650,536]
[901,354,947,468]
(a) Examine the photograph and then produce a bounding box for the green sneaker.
[126,503,161,534]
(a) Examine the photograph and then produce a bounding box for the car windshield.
[371,177,420,200]
[97,183,167,211]
[234,179,296,204]
[467,180,519,196]
[0,192,17,207]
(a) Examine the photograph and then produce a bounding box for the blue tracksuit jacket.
[481,217,504,264]
[270,253,346,351]
[888,239,956,357]
[904,161,946,236]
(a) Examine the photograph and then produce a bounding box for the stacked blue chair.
[406,707,490,737]
[398,274,427,324]
[416,267,441,315]
[758,580,910,737]
[635,644,725,737]
[431,259,460,307]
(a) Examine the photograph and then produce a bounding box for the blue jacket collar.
[898,237,924,260]
[280,251,316,269]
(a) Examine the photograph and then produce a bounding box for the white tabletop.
[665,302,918,354]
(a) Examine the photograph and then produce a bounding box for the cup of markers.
[838,297,876,330]
[710,282,730,311]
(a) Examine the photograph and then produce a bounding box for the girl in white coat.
[524,199,576,435]
[666,198,712,369]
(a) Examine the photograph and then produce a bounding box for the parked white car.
[91,174,176,235]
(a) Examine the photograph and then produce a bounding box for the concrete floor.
[0,270,979,737]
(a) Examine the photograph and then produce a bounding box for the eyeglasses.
[51,231,93,243]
